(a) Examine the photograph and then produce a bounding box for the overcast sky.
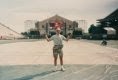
[0,0,118,33]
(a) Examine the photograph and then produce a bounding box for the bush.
[82,33,90,39]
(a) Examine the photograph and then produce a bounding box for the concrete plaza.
[0,39,118,80]
[0,39,118,65]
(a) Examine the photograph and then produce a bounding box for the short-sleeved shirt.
[50,34,66,45]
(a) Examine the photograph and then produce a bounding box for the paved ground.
[0,65,118,80]
[0,39,118,65]
[0,39,39,44]
[0,39,118,80]
[83,40,118,49]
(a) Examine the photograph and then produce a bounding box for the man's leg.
[53,53,58,71]
[59,51,65,71]
[53,54,58,66]
[59,54,63,65]
[53,46,59,71]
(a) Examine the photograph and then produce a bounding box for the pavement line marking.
[64,65,113,80]
[104,65,112,74]
[64,64,98,78]
[74,64,98,74]
[99,67,118,80]
[91,65,112,80]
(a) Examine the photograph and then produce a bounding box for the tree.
[88,24,96,34]
[88,24,104,34]
[21,32,28,36]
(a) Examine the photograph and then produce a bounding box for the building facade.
[36,15,79,37]
[24,20,39,32]
[25,15,83,38]
[97,8,118,35]
[76,20,88,33]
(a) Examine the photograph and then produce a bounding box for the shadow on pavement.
[13,70,55,80]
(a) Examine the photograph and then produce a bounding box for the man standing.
[45,27,70,71]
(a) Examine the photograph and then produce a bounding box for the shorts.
[53,45,63,57]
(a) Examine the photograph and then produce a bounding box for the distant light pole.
[46,22,48,34]
[64,22,66,36]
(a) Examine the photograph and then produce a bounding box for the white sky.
[0,0,118,33]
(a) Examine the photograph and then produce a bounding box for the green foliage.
[88,24,104,34]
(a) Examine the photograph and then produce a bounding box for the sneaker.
[61,66,66,71]
[53,66,57,72]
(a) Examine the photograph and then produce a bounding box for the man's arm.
[45,34,51,42]
[66,35,70,41]
[62,34,70,42]
[66,33,71,41]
